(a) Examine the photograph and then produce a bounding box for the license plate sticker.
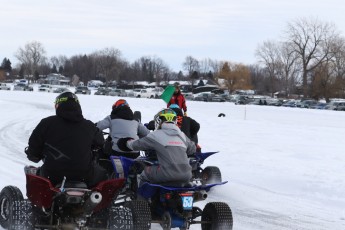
[182,196,193,210]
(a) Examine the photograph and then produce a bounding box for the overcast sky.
[1,0,345,71]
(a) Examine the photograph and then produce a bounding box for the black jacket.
[26,101,104,185]
[172,107,200,144]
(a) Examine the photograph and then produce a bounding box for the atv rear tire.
[201,202,233,230]
[201,166,222,185]
[125,200,151,230]
[0,186,24,229]
[11,200,34,230]
[109,206,133,230]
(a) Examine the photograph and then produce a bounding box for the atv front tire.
[0,186,24,229]
[201,202,233,230]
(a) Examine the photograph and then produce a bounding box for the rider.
[167,82,187,115]
[117,108,196,185]
[145,104,200,150]
[25,91,107,187]
[96,99,150,159]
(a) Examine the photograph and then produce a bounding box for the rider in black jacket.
[25,91,106,187]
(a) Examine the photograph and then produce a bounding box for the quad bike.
[134,111,223,186]
[110,155,233,230]
[0,165,150,230]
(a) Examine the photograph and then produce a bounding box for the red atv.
[0,166,150,229]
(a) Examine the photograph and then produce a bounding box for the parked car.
[298,99,318,108]
[75,86,91,95]
[0,83,11,90]
[129,89,147,98]
[94,88,111,95]
[310,102,327,109]
[324,101,343,110]
[266,99,284,106]
[234,95,249,105]
[108,89,127,97]
[193,92,215,102]
[334,102,345,111]
[13,83,34,91]
[53,87,70,94]
[183,92,194,100]
[282,100,297,107]
[211,94,230,102]
[38,84,54,92]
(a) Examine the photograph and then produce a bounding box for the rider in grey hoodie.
[96,99,150,159]
[117,108,196,185]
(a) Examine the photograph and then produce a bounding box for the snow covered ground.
[1,88,345,230]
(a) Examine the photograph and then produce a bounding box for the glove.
[117,137,134,152]
[25,147,41,163]
[144,121,155,131]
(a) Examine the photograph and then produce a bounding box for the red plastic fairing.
[26,174,60,209]
[92,178,125,212]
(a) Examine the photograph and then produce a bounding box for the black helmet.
[55,91,79,107]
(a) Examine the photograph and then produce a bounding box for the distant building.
[43,73,70,85]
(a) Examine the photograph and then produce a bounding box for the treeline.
[1,17,345,101]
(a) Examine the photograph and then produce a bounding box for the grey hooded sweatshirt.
[127,123,196,184]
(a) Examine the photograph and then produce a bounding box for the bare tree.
[255,40,282,96]
[15,41,47,79]
[182,56,200,88]
[92,47,122,83]
[278,42,301,97]
[285,17,340,97]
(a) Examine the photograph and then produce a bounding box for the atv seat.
[55,181,88,189]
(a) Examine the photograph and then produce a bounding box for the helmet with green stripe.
[154,108,177,130]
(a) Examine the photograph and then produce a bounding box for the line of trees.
[1,17,345,100]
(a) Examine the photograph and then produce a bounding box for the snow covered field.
[1,89,345,230]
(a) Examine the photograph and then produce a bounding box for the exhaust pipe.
[194,191,208,202]
[83,192,102,214]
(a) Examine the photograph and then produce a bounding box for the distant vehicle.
[310,102,327,110]
[234,95,249,105]
[132,89,146,98]
[324,101,343,110]
[282,100,297,107]
[192,86,220,94]
[266,99,284,106]
[14,79,29,86]
[183,92,194,100]
[75,86,91,95]
[298,100,318,108]
[13,83,34,91]
[108,89,127,97]
[0,83,11,90]
[193,92,215,102]
[211,94,230,102]
[53,87,70,94]
[94,88,111,95]
[38,84,54,92]
[334,102,345,111]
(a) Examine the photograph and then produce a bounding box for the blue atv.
[110,156,233,230]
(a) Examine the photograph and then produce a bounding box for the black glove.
[25,147,41,163]
[117,137,133,152]
[145,120,155,131]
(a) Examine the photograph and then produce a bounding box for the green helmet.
[154,108,177,130]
